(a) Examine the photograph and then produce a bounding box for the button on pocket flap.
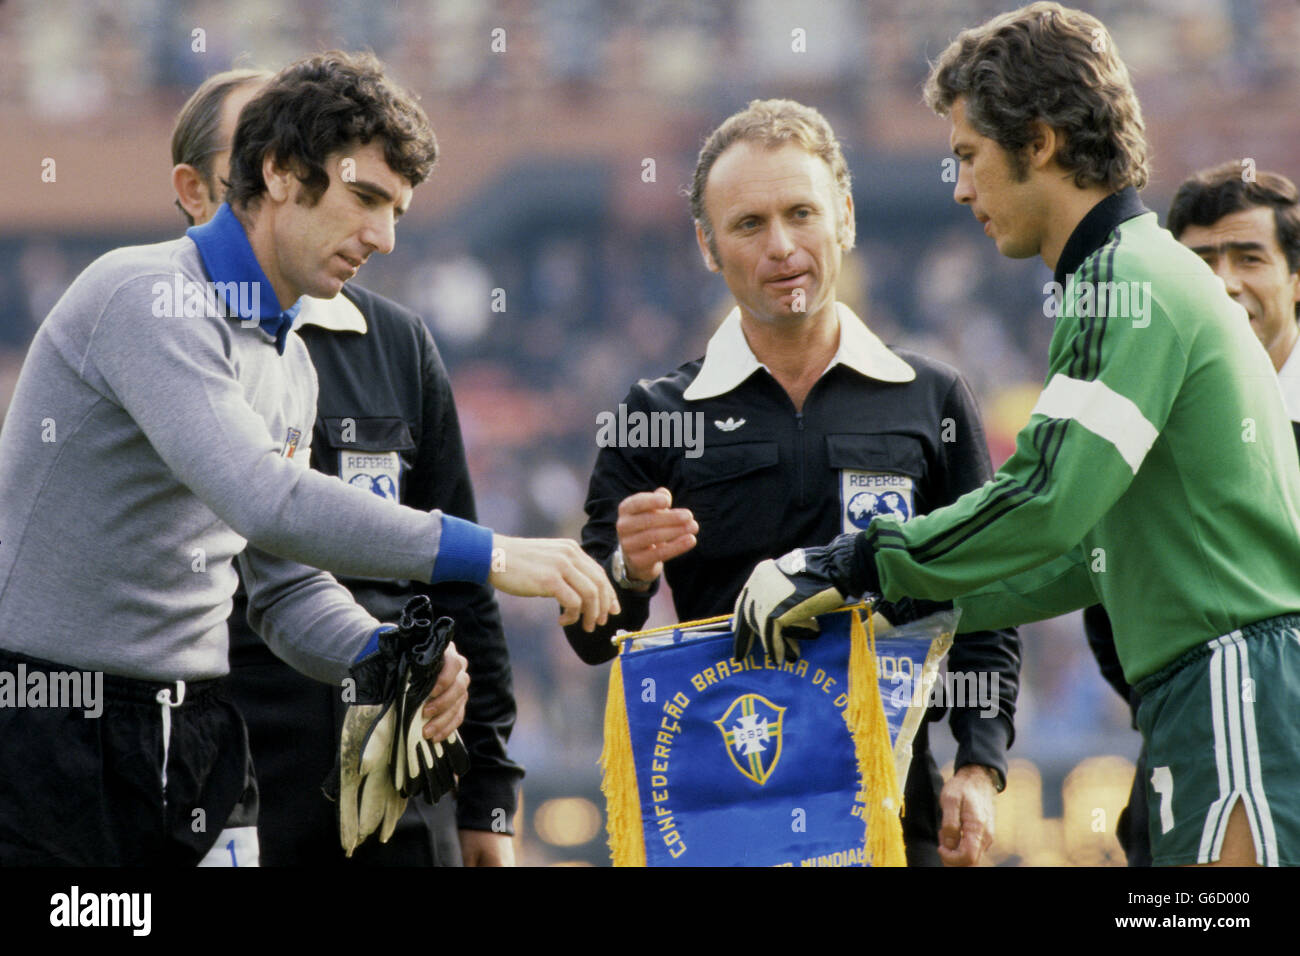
[681,440,779,489]
[322,417,416,452]
[826,433,923,477]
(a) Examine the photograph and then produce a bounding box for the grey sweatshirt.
[0,237,482,683]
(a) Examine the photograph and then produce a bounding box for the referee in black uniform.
[171,69,522,866]
[565,99,1021,866]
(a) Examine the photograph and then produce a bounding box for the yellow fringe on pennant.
[845,607,907,867]
[599,652,646,867]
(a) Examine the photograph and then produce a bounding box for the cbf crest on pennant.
[714,693,786,786]
[841,471,913,533]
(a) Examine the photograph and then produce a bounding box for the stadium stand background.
[3,0,1299,865]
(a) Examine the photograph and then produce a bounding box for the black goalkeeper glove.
[392,596,471,804]
[732,533,878,665]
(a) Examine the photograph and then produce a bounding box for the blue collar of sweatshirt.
[186,203,302,355]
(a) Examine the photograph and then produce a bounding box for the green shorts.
[1134,614,1300,867]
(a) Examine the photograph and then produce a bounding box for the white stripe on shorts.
[1220,640,1263,862]
[1230,632,1277,866]
[1198,637,1233,863]
[1196,631,1277,865]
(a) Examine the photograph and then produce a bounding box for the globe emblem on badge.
[847,490,910,528]
[348,472,398,501]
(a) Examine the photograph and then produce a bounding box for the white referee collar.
[294,292,368,334]
[683,302,914,401]
[1276,335,1300,424]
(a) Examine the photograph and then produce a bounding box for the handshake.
[330,595,471,856]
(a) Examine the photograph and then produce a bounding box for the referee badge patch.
[341,450,401,501]
[840,470,913,533]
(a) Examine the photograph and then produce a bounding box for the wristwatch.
[611,545,654,592]
[978,764,1006,793]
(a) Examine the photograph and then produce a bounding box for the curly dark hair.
[1168,161,1300,274]
[1169,161,1300,319]
[226,50,437,210]
[924,2,1148,192]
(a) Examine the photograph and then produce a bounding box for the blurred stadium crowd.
[3,0,1299,864]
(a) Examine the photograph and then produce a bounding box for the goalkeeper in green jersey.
[733,2,1300,867]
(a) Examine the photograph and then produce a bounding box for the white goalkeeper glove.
[335,626,407,857]
[732,534,877,665]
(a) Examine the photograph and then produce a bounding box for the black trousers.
[0,648,256,866]
[901,721,944,867]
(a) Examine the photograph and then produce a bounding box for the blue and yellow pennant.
[600,606,955,867]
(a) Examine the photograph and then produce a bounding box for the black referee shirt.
[565,306,1020,783]
[228,283,522,837]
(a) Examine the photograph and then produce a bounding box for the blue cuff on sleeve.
[353,624,397,665]
[431,514,494,585]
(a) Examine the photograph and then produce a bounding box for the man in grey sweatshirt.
[0,51,616,866]
[173,68,524,867]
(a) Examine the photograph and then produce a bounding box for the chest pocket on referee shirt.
[322,417,416,502]
[679,440,780,560]
[828,433,925,534]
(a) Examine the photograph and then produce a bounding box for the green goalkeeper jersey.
[865,188,1300,683]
